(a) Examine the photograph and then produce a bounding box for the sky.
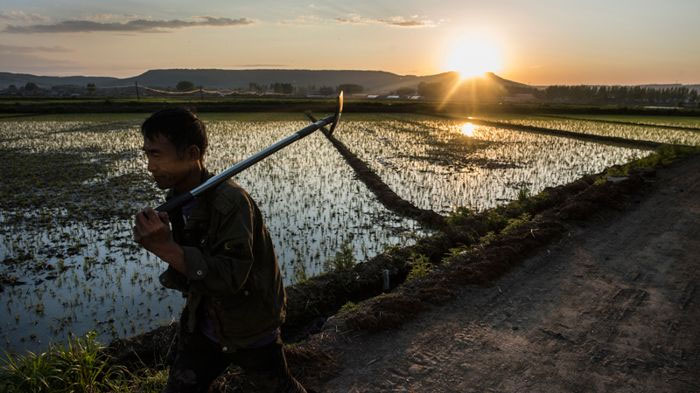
[0,0,699,85]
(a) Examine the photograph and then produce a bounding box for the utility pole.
[135,81,140,100]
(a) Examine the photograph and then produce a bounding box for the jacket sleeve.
[180,188,256,297]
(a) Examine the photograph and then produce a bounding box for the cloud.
[0,44,71,54]
[378,16,435,27]
[3,16,254,33]
[0,10,49,23]
[77,13,143,23]
[334,15,368,24]
[335,14,435,28]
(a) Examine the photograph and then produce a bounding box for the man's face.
[142,134,194,190]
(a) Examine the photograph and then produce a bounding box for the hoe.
[155,91,343,213]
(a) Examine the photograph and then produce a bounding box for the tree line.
[178,81,365,96]
[535,85,698,106]
[6,79,697,106]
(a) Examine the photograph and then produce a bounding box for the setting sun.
[445,34,504,79]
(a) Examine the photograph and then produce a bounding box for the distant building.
[50,85,84,97]
[502,93,535,103]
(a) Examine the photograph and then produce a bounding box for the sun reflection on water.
[461,122,475,136]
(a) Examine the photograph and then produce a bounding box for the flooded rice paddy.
[479,114,700,146]
[551,114,700,129]
[1,112,658,353]
[334,116,650,213]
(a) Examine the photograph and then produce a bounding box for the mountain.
[0,69,529,94]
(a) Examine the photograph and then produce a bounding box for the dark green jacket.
[159,172,286,352]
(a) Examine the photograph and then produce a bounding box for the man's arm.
[134,189,257,297]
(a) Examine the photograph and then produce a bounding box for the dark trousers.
[163,328,306,393]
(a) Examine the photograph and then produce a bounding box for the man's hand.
[133,208,186,274]
[133,208,172,251]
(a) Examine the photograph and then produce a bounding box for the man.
[133,108,307,393]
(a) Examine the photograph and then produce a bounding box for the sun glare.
[445,35,504,79]
[460,122,476,136]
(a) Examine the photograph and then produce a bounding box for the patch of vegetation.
[517,187,531,201]
[447,207,508,231]
[292,260,308,285]
[603,145,700,178]
[406,253,432,281]
[0,331,166,393]
[446,207,476,226]
[339,301,359,314]
[447,244,469,258]
[501,213,532,236]
[323,239,356,272]
[478,231,499,247]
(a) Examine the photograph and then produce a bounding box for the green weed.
[324,239,356,272]
[292,261,308,285]
[339,301,359,314]
[517,187,531,202]
[406,253,432,281]
[501,213,532,236]
[446,207,476,226]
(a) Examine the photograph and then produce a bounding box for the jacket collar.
[165,168,214,202]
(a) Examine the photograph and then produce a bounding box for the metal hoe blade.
[329,91,343,134]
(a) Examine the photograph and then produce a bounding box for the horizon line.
[1,68,698,86]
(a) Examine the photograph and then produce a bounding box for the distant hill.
[5,69,693,96]
[0,69,530,94]
[0,72,123,89]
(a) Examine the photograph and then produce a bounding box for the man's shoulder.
[207,179,253,215]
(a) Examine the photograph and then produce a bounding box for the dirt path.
[321,156,700,392]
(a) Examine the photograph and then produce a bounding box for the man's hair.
[141,108,208,159]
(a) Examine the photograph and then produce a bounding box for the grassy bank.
[0,332,166,393]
